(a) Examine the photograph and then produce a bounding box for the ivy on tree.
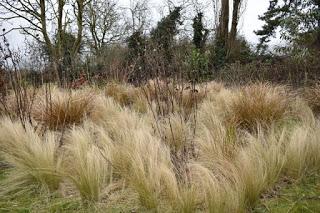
[192,12,209,52]
[150,7,182,61]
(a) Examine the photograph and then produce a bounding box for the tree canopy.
[256,0,320,52]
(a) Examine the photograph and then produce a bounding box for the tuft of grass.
[302,83,320,115]
[227,83,291,130]
[159,113,192,152]
[0,118,62,193]
[91,96,149,141]
[105,82,134,106]
[284,123,320,178]
[105,82,148,113]
[175,88,206,116]
[33,88,95,129]
[64,123,111,203]
[189,163,245,213]
[235,128,286,207]
[197,98,240,164]
[110,129,173,210]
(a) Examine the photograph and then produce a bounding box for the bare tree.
[0,0,91,84]
[84,0,126,55]
[125,0,150,33]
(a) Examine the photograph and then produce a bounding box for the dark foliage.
[150,7,182,61]
[192,12,209,52]
[256,0,320,53]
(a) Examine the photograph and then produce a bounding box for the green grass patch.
[254,174,320,213]
[0,168,143,212]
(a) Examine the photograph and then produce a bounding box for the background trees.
[214,0,244,67]
[256,0,320,53]
[0,0,90,84]
[84,0,125,55]
[0,0,319,85]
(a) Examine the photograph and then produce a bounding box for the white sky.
[1,0,277,50]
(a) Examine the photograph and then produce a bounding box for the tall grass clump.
[175,88,206,116]
[105,82,134,106]
[302,83,320,115]
[196,97,239,164]
[284,123,320,178]
[0,118,62,192]
[91,96,149,141]
[235,128,286,206]
[189,163,245,213]
[110,128,175,210]
[92,99,183,210]
[105,82,148,113]
[227,83,292,130]
[33,88,95,129]
[159,113,192,152]
[64,123,110,202]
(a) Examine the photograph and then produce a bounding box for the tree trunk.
[56,0,65,86]
[228,0,242,57]
[40,0,62,85]
[217,0,229,47]
[72,0,84,57]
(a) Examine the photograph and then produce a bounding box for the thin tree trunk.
[73,0,84,57]
[57,0,65,86]
[40,0,62,85]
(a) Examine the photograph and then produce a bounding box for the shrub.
[216,55,320,86]
[187,49,210,81]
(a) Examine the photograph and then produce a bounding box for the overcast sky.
[1,0,275,50]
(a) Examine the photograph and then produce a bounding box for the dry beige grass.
[235,128,286,206]
[196,92,240,164]
[226,83,292,130]
[159,113,192,151]
[284,123,320,178]
[0,81,319,212]
[64,123,111,202]
[105,82,136,106]
[189,162,244,213]
[141,79,207,116]
[105,82,148,113]
[302,83,320,115]
[176,88,206,116]
[32,88,95,129]
[0,118,62,192]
